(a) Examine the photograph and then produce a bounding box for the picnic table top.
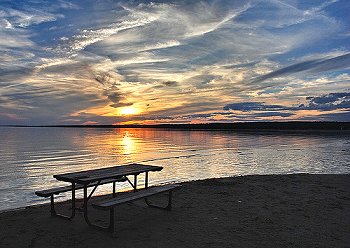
[53,163,163,184]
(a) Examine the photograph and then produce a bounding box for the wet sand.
[1,174,349,248]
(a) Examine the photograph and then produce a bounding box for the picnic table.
[36,163,180,232]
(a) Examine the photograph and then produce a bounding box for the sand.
[0,174,349,248]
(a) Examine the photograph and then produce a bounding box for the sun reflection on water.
[122,131,135,156]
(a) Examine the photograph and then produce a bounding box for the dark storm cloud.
[251,53,350,84]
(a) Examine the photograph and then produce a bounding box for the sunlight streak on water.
[0,127,349,211]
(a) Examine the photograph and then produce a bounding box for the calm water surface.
[0,127,349,211]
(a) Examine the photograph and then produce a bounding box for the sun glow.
[120,107,138,115]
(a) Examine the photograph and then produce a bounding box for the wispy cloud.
[250,53,350,84]
[0,7,62,28]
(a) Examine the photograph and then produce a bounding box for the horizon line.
[1,121,349,130]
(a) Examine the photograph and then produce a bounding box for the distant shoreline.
[2,121,350,131]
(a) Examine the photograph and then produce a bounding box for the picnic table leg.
[134,174,137,192]
[113,181,116,197]
[51,182,76,219]
[125,174,140,191]
[71,183,76,218]
[83,184,114,232]
[83,185,92,225]
[145,172,149,188]
[144,171,173,211]
[145,190,173,211]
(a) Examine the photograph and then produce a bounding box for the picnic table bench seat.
[91,184,181,232]
[93,184,181,209]
[35,176,127,197]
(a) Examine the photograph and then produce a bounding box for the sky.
[0,0,349,125]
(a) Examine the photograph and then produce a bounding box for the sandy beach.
[0,174,349,248]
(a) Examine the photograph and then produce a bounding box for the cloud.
[0,4,67,83]
[237,0,338,28]
[140,40,181,52]
[162,81,178,87]
[249,112,294,118]
[104,91,123,103]
[223,102,285,112]
[224,91,350,113]
[103,90,133,108]
[307,92,350,104]
[110,102,133,108]
[93,70,123,87]
[0,66,33,82]
[57,112,121,125]
[251,53,350,84]
[303,92,350,111]
[300,111,350,122]
[0,7,62,28]
[116,110,295,124]
[56,3,162,55]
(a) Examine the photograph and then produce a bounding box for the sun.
[120,107,138,115]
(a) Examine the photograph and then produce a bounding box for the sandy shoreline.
[1,174,349,248]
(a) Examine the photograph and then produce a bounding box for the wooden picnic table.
[52,163,163,227]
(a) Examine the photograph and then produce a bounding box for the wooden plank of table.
[77,164,162,184]
[54,163,163,184]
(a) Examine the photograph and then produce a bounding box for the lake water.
[0,127,349,211]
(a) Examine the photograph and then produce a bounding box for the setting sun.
[120,107,138,115]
